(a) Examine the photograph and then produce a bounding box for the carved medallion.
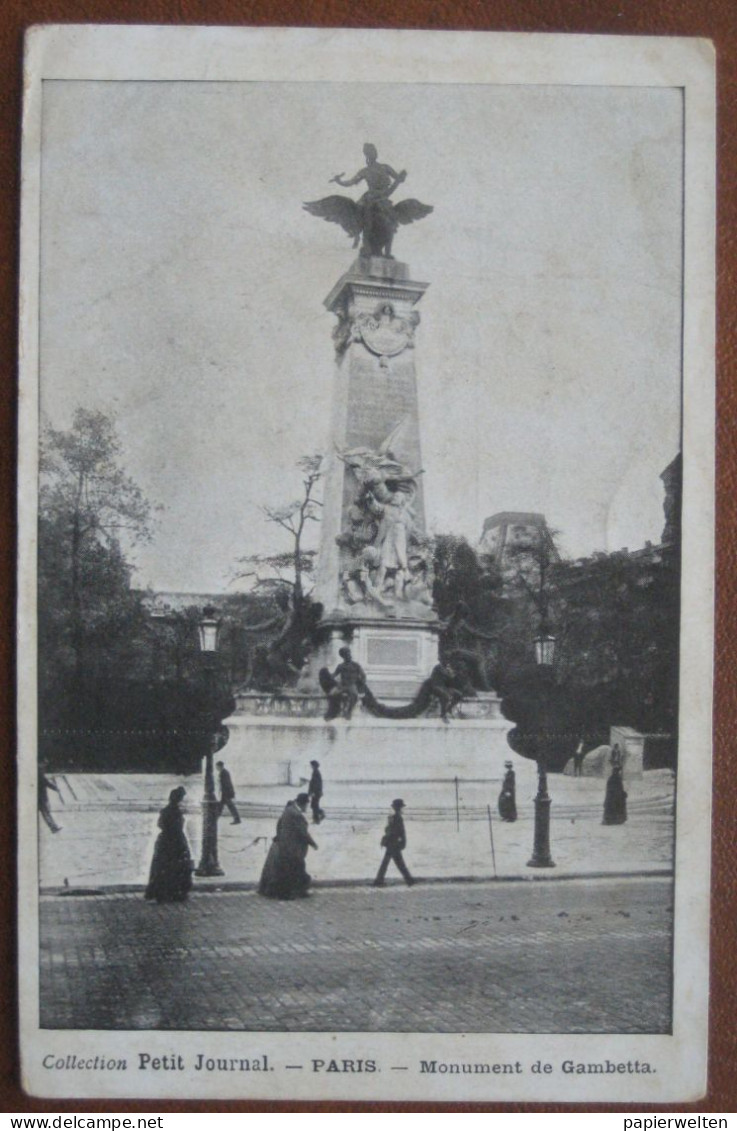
[334,301,419,363]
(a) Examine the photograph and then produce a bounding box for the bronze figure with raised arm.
[304,143,433,260]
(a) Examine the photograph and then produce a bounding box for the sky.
[39,79,683,592]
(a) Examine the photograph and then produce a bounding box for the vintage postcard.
[18,26,715,1102]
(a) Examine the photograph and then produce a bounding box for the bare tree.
[233,454,323,686]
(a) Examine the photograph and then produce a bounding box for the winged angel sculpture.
[303,144,433,259]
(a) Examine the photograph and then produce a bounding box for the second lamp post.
[527,629,557,870]
[194,607,225,878]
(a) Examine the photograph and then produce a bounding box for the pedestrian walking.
[216,761,241,824]
[144,786,194,903]
[497,761,517,822]
[38,762,62,833]
[602,766,628,825]
[610,743,623,770]
[308,760,325,824]
[259,793,318,900]
[373,799,415,887]
[573,739,586,777]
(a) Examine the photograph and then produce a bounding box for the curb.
[42,868,673,898]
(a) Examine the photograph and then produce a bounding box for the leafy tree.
[500,665,579,771]
[498,529,680,767]
[40,408,155,684]
[553,546,680,745]
[430,535,506,692]
[38,408,157,768]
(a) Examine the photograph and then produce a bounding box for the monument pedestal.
[222,692,512,785]
[304,618,439,700]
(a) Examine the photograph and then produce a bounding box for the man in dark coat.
[373,799,415,887]
[308,760,325,824]
[216,761,241,824]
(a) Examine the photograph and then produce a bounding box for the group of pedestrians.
[216,758,323,828]
[496,752,627,827]
[143,757,417,904]
[44,745,629,905]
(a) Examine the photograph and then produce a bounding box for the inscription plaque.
[366,636,420,668]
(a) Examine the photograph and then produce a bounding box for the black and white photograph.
[17,26,715,1103]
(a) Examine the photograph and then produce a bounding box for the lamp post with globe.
[194,607,232,878]
[527,623,557,869]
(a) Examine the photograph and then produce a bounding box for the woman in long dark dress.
[497,762,518,822]
[259,793,318,900]
[602,766,628,825]
[145,786,193,903]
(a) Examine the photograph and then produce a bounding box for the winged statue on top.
[303,144,433,260]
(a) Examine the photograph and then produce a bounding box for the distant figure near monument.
[602,766,628,825]
[304,143,433,259]
[216,761,241,825]
[498,761,518,822]
[308,760,325,824]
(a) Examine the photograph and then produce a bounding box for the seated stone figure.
[319,647,367,720]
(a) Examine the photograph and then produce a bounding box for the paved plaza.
[39,769,675,891]
[40,877,673,1033]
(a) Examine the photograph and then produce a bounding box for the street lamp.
[528,628,556,869]
[534,631,556,667]
[197,609,221,654]
[194,606,225,878]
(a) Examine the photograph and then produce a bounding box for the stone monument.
[303,144,437,698]
[224,146,513,783]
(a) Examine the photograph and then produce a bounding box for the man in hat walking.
[308,760,325,824]
[373,799,415,887]
[216,761,241,825]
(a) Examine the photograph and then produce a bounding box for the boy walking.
[373,799,415,887]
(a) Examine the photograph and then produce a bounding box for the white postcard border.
[17,25,716,1103]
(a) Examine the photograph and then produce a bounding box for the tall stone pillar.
[312,256,439,700]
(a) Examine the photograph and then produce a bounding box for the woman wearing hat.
[498,761,517,822]
[144,786,194,903]
[373,799,415,887]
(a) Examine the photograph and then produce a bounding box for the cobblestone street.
[40,876,672,1033]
